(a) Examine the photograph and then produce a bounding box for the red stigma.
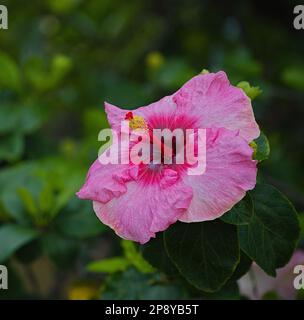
[125,112,134,120]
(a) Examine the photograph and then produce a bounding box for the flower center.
[125,112,173,161]
[125,113,199,185]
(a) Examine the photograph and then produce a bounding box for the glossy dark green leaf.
[229,251,252,281]
[164,220,240,292]
[239,183,300,276]
[141,234,178,276]
[221,193,253,225]
[200,281,240,300]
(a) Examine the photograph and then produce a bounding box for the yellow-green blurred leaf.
[0,52,22,91]
[122,240,155,273]
[87,257,130,273]
[237,81,262,100]
[17,187,38,217]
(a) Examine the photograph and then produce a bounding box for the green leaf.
[122,240,155,273]
[0,162,38,223]
[17,187,38,217]
[87,257,130,273]
[164,220,240,292]
[229,251,252,281]
[55,199,106,239]
[51,188,75,217]
[45,166,84,218]
[41,233,79,268]
[203,251,251,299]
[0,52,22,91]
[237,81,262,100]
[0,200,12,222]
[39,184,55,214]
[200,281,240,300]
[0,106,18,134]
[239,183,300,276]
[251,132,270,162]
[16,105,45,134]
[141,234,178,276]
[0,132,24,162]
[0,224,38,263]
[25,55,72,92]
[221,193,253,225]
[0,105,44,135]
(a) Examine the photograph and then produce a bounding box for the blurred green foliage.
[0,0,303,299]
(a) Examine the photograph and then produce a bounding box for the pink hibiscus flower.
[77,71,260,244]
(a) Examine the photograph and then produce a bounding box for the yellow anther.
[129,115,148,130]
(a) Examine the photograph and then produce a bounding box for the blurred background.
[0,0,303,299]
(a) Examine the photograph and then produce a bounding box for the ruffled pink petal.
[173,71,259,142]
[179,127,257,222]
[104,102,128,133]
[93,169,193,244]
[76,159,138,203]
